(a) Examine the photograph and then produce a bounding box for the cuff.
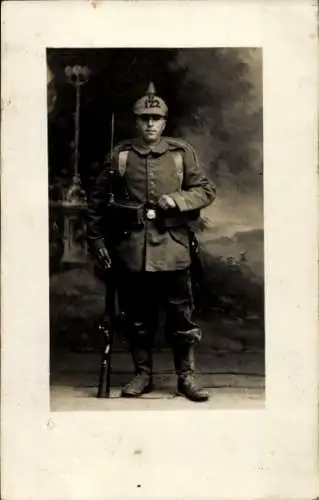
[88,237,106,252]
[168,192,188,212]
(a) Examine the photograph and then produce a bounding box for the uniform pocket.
[148,230,167,246]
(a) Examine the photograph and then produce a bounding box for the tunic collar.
[132,138,169,155]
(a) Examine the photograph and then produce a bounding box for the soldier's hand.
[97,247,112,269]
[157,194,176,210]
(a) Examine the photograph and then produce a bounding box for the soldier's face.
[136,114,166,144]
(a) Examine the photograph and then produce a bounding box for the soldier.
[87,82,216,402]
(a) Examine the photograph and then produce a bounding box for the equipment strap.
[118,150,129,177]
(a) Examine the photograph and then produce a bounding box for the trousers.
[118,268,202,375]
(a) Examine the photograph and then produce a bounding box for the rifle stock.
[97,269,116,398]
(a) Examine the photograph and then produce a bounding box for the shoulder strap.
[118,150,129,177]
[171,151,184,187]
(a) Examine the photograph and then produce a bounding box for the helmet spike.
[146,81,156,95]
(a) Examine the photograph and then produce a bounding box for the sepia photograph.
[48,48,264,411]
[2,2,317,499]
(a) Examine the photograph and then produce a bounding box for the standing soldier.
[87,82,216,402]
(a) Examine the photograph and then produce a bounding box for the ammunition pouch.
[107,199,145,230]
[151,206,200,231]
[155,214,188,230]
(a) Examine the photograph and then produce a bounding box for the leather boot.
[177,374,209,402]
[174,344,209,402]
[121,347,154,398]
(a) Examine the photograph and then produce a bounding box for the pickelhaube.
[133,82,168,117]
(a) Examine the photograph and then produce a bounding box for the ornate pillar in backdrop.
[51,65,91,266]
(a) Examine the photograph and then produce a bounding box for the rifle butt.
[97,357,111,398]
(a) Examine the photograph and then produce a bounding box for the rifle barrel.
[110,112,115,153]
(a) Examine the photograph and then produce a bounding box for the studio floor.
[50,349,265,411]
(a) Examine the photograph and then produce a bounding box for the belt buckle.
[146,208,156,220]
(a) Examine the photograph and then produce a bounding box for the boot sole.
[121,384,154,398]
[177,390,210,403]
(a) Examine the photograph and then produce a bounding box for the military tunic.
[87,137,215,272]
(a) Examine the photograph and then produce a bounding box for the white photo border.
[1,1,318,499]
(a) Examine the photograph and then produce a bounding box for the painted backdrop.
[48,48,264,353]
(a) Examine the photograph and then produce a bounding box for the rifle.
[97,112,116,398]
